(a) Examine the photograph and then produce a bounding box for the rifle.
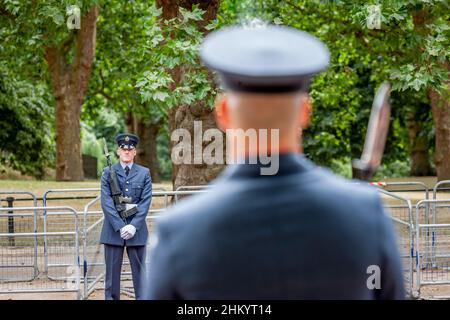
[103,138,138,221]
[352,82,391,181]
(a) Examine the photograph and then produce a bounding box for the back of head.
[200,25,330,156]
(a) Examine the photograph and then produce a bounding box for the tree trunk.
[412,11,450,181]
[125,112,162,182]
[169,102,226,189]
[45,6,99,181]
[157,0,224,190]
[407,111,432,176]
[55,85,83,181]
[429,85,450,181]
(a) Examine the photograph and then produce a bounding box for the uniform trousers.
[104,244,146,300]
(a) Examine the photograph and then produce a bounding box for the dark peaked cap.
[200,25,330,93]
[115,133,139,149]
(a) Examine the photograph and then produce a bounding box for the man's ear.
[116,148,120,157]
[215,94,230,131]
[298,95,312,129]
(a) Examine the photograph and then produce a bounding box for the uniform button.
[126,181,129,184]
[125,189,129,192]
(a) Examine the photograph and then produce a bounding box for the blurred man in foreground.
[144,25,404,299]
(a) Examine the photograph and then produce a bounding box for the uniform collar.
[221,152,314,180]
[120,162,133,170]
[114,162,138,180]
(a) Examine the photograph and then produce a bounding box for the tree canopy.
[1,0,448,181]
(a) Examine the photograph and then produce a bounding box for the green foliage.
[1,0,99,64]
[216,0,445,175]
[0,63,54,178]
[329,158,353,179]
[136,4,217,112]
[348,0,449,95]
[84,0,152,118]
[374,159,411,180]
[82,0,172,179]
[2,0,447,180]
[329,157,411,180]
[218,0,283,24]
[269,1,389,166]
[1,0,100,178]
[81,123,104,176]
[81,107,125,175]
[156,130,172,180]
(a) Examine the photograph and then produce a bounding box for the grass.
[0,179,173,199]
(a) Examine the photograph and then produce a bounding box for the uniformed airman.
[100,133,152,300]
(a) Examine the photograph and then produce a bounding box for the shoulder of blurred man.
[147,157,405,299]
[153,158,387,248]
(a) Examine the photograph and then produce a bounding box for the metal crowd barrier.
[376,188,414,298]
[433,180,450,199]
[402,180,450,298]
[415,199,450,299]
[431,180,450,246]
[0,191,38,282]
[82,196,103,299]
[370,181,429,199]
[81,189,208,299]
[373,181,450,298]
[425,180,450,272]
[371,181,430,227]
[0,206,81,299]
[43,187,168,286]
[175,185,209,191]
[42,188,100,278]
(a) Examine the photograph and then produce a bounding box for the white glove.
[120,224,136,240]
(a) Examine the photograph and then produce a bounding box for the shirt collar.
[120,162,133,170]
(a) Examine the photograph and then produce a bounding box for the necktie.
[125,166,130,176]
